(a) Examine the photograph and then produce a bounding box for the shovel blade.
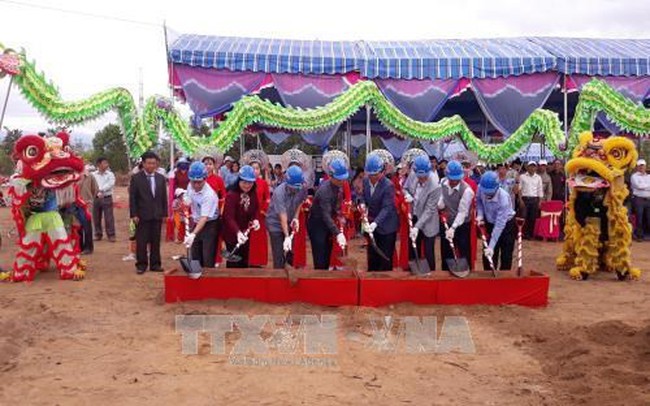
[446,257,470,278]
[409,258,431,275]
[221,249,242,263]
[179,257,203,279]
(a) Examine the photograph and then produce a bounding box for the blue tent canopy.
[530,37,650,76]
[169,34,650,79]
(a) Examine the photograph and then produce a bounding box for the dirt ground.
[0,187,648,406]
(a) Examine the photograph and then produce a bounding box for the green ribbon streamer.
[5,46,650,161]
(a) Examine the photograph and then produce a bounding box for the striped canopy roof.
[529,37,650,76]
[169,34,650,79]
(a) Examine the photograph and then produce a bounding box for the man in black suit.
[129,151,168,274]
[361,153,399,271]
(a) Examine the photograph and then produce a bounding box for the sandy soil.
[0,187,648,406]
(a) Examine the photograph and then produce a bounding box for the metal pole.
[164,22,175,169]
[365,104,371,156]
[562,73,569,145]
[240,132,245,159]
[0,76,14,131]
[346,118,352,158]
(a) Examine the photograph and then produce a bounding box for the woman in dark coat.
[222,165,260,268]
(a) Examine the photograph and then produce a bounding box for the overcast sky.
[1,0,650,142]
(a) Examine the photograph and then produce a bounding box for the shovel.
[179,207,203,279]
[358,205,391,262]
[477,221,498,278]
[515,217,525,276]
[440,214,470,278]
[407,213,430,275]
[222,223,255,263]
[283,225,298,286]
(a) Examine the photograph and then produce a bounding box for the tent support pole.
[0,76,14,132]
[346,118,352,158]
[562,73,569,145]
[365,104,371,156]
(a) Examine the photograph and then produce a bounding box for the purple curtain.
[273,74,349,147]
[175,65,268,118]
[375,79,459,122]
[571,75,650,134]
[472,73,560,137]
[419,141,440,157]
[351,134,367,148]
[264,131,292,145]
[380,135,412,158]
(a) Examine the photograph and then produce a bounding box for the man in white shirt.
[184,162,220,267]
[631,159,650,241]
[519,161,543,239]
[438,160,475,271]
[92,157,116,242]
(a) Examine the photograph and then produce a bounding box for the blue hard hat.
[188,161,208,181]
[413,155,431,177]
[285,165,304,189]
[446,160,464,181]
[365,153,384,175]
[479,171,500,195]
[239,165,256,182]
[329,158,349,181]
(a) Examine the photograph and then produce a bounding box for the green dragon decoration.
[2,43,650,161]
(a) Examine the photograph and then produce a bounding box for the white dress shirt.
[437,179,475,229]
[519,172,543,198]
[186,183,219,222]
[631,171,650,198]
[93,169,115,197]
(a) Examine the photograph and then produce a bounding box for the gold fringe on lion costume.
[557,132,641,281]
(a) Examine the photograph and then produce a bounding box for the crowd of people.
[75,147,649,275]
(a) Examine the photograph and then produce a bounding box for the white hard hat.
[539,159,548,165]
[527,160,537,166]
[638,159,647,166]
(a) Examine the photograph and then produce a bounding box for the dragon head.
[13,132,85,189]
[566,132,637,193]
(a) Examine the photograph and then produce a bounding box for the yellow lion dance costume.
[556,132,641,281]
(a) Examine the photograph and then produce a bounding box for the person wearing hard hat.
[308,158,349,270]
[406,156,440,271]
[183,161,220,268]
[631,158,650,241]
[222,165,261,268]
[266,166,308,268]
[438,160,475,271]
[476,171,516,270]
[360,153,399,271]
[519,161,543,239]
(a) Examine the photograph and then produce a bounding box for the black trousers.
[93,195,115,238]
[308,219,333,270]
[80,214,94,253]
[225,241,250,268]
[632,196,650,239]
[482,218,516,271]
[269,231,292,269]
[409,231,436,271]
[440,222,471,271]
[190,219,218,267]
[135,219,162,271]
[522,197,539,239]
[368,231,396,271]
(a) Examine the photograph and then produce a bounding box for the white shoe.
[122,253,136,261]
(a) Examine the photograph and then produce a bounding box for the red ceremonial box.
[164,268,549,307]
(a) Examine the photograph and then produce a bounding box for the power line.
[0,0,161,28]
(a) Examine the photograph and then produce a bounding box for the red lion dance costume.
[1,132,87,282]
